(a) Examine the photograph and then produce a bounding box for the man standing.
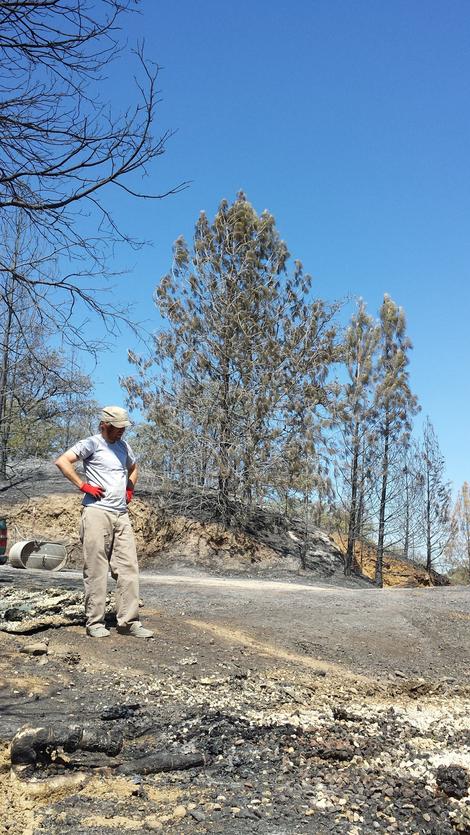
[54,406,153,639]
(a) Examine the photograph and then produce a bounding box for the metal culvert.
[8,540,68,571]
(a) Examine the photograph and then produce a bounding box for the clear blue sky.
[86,0,470,491]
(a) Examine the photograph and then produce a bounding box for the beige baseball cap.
[100,406,131,427]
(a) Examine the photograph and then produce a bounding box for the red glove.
[126,485,134,504]
[80,483,104,500]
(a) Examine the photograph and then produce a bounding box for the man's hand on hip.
[80,483,104,500]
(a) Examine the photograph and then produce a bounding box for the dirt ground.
[1,565,469,835]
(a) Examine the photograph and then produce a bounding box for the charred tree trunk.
[375,423,390,587]
[218,349,232,526]
[345,427,360,576]
[0,273,16,479]
[403,465,410,560]
[426,466,432,572]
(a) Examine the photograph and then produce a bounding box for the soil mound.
[332,533,450,588]
[0,493,349,579]
[0,460,448,586]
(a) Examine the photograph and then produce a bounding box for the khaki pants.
[80,506,140,628]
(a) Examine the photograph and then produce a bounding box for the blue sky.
[86,0,470,490]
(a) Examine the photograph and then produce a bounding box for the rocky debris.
[312,739,356,761]
[4,606,32,621]
[436,765,470,799]
[2,648,470,834]
[19,640,49,656]
[450,804,470,833]
[0,566,467,834]
[0,586,85,633]
[332,706,362,722]
[0,586,118,633]
[55,650,81,666]
[396,677,442,698]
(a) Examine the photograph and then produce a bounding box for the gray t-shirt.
[70,434,136,513]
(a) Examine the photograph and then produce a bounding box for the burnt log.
[10,724,123,765]
[116,751,206,775]
[100,703,140,721]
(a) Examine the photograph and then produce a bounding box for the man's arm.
[127,462,138,489]
[55,449,104,500]
[54,450,84,490]
[126,462,138,503]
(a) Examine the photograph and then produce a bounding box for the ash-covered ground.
[0,461,467,832]
[0,566,469,835]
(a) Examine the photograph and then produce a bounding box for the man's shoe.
[117,622,154,639]
[86,624,110,638]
